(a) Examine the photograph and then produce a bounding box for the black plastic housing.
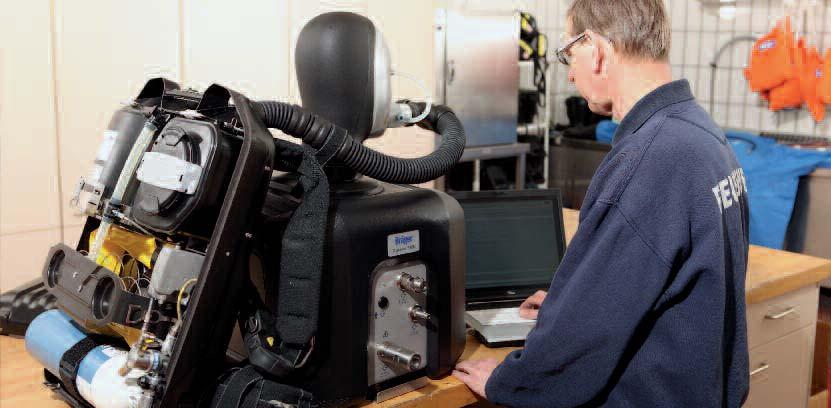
[41,244,151,333]
[132,118,241,237]
[275,180,467,403]
[158,84,276,407]
[295,12,376,141]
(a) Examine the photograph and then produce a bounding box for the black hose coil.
[256,101,466,185]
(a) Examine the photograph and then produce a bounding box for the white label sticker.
[388,230,420,257]
[96,130,119,162]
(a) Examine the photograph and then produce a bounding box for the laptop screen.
[452,190,566,296]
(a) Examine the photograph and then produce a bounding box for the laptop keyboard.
[466,306,534,325]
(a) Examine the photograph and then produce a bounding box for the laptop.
[451,189,567,346]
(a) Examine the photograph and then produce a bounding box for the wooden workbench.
[2,209,830,408]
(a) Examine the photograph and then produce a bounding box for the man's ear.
[587,30,611,76]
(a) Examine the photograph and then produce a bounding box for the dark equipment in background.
[516,12,549,188]
[518,12,549,110]
[546,96,612,208]
[548,136,611,209]
[504,94,611,192]
[555,96,612,141]
[0,279,55,337]
[13,12,467,408]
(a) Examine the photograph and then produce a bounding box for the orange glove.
[746,17,796,92]
[820,49,831,105]
[797,45,824,121]
[767,36,803,112]
[768,79,803,110]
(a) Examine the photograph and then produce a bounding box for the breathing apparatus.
[25,11,466,408]
[519,11,549,107]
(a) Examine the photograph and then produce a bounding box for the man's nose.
[568,66,576,83]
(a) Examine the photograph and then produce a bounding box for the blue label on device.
[388,230,420,257]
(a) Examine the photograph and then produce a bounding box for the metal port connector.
[375,342,423,371]
[408,305,431,322]
[120,347,161,376]
[397,273,427,294]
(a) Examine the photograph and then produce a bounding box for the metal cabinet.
[785,169,831,277]
[744,285,819,408]
[435,9,519,147]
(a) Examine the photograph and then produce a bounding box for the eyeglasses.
[556,33,587,66]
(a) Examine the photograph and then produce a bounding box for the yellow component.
[520,40,534,58]
[521,17,530,32]
[538,35,547,57]
[111,324,142,346]
[89,226,156,275]
[87,226,155,346]
[266,336,275,347]
[177,278,199,320]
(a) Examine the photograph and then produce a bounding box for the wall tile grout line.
[740,6,751,130]
[49,0,65,244]
[696,1,704,109]
[1,225,66,238]
[178,0,186,85]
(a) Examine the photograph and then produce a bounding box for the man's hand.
[453,359,501,398]
[519,290,547,319]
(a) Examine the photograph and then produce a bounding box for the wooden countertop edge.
[810,168,831,177]
[373,377,478,408]
[746,261,831,304]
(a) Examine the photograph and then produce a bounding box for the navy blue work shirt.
[486,80,750,407]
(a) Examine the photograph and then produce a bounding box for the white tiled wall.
[52,0,182,238]
[0,0,63,292]
[0,0,437,291]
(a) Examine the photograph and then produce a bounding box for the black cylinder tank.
[99,106,148,200]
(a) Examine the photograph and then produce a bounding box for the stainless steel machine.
[435,9,519,147]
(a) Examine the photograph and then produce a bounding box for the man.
[453,1,750,407]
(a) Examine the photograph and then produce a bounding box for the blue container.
[25,309,89,377]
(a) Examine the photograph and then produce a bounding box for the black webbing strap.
[274,144,329,349]
[313,125,348,167]
[256,382,317,408]
[242,139,329,376]
[212,366,263,408]
[58,337,98,403]
[211,366,318,408]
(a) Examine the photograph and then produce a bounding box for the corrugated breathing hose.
[256,101,465,184]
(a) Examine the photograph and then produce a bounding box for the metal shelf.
[460,143,531,191]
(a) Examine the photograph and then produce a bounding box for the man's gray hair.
[568,0,671,61]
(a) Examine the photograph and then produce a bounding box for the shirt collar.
[613,79,695,144]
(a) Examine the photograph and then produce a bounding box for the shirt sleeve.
[484,201,672,408]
